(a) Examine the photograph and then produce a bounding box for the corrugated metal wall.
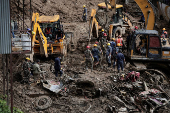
[0,0,11,54]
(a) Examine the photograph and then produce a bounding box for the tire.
[112,26,122,38]
[35,96,52,110]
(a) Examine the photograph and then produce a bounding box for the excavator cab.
[128,29,170,61]
[32,13,67,58]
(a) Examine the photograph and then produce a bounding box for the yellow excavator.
[89,0,156,40]
[32,13,73,58]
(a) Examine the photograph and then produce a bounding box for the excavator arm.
[134,0,155,30]
[32,13,48,57]
[89,9,99,40]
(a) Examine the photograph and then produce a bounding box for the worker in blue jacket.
[92,44,100,66]
[106,43,112,67]
[54,56,63,77]
[82,5,87,22]
[116,49,125,73]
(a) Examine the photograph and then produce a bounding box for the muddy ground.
[0,0,170,113]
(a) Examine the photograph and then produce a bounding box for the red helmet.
[135,26,138,29]
[95,42,98,44]
[118,35,121,38]
[104,33,107,36]
[86,46,90,49]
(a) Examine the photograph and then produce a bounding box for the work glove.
[103,45,104,47]
[84,14,85,16]
[92,57,94,61]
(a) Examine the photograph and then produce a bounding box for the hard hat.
[86,45,90,49]
[26,57,30,60]
[118,35,121,38]
[102,29,104,32]
[104,33,107,36]
[117,43,121,47]
[107,43,110,46]
[112,38,115,41]
[27,28,31,31]
[163,28,166,30]
[95,42,98,44]
[135,26,138,29]
[94,44,97,47]
[164,31,167,34]
[83,5,86,8]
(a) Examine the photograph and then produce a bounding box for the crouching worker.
[54,56,63,77]
[92,44,100,67]
[32,59,45,81]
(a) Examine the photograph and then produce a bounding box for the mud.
[0,0,170,113]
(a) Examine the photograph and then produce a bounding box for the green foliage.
[0,95,23,113]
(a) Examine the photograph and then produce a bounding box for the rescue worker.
[98,29,105,41]
[112,43,117,69]
[116,49,125,73]
[133,26,138,31]
[110,38,116,55]
[101,36,107,54]
[22,57,31,83]
[84,46,93,71]
[116,35,124,50]
[106,43,112,67]
[32,59,45,81]
[139,13,145,23]
[92,44,100,66]
[162,28,166,35]
[54,56,63,77]
[45,24,52,40]
[26,28,31,37]
[82,5,87,22]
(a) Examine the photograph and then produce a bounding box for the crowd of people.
[84,29,125,73]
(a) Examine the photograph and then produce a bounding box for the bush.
[0,95,23,113]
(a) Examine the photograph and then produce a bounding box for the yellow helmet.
[117,43,121,47]
[83,5,86,8]
[102,29,104,32]
[26,57,30,60]
[94,44,97,47]
[112,38,115,41]
[163,28,166,30]
[107,43,110,46]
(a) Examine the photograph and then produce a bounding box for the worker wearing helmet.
[98,29,105,41]
[95,41,102,55]
[106,43,112,67]
[82,5,87,22]
[116,35,124,49]
[84,45,93,71]
[92,44,101,66]
[110,38,116,55]
[162,28,166,35]
[116,49,125,73]
[101,33,107,54]
[22,57,31,83]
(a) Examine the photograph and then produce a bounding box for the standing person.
[82,5,87,22]
[22,57,31,83]
[98,29,105,41]
[92,44,100,66]
[162,28,166,35]
[54,56,63,77]
[116,49,125,73]
[110,38,116,55]
[106,43,112,67]
[33,59,45,80]
[84,46,93,71]
[116,35,124,50]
